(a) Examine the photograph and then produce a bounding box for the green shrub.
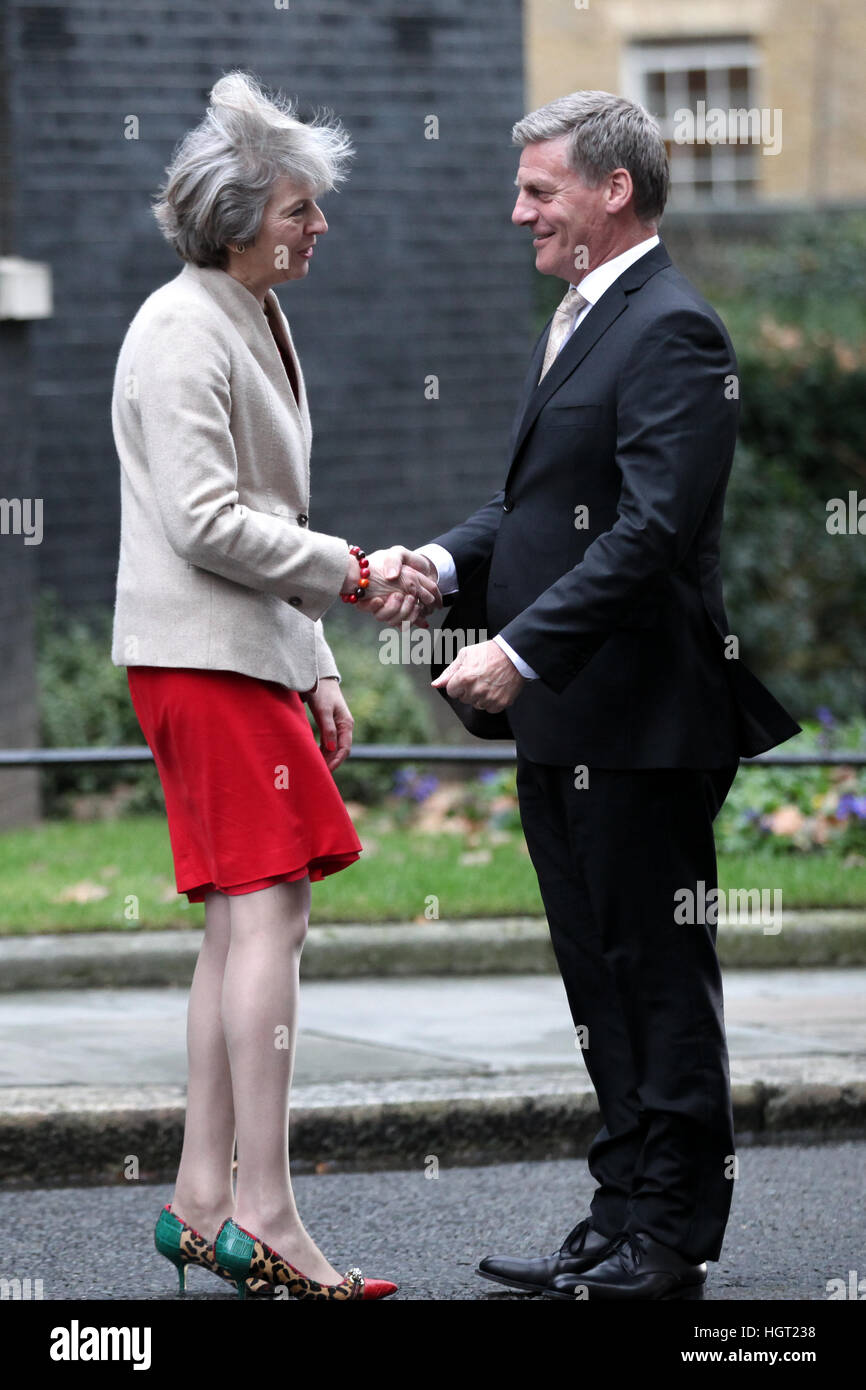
[35,589,164,817]
[710,211,866,335]
[35,592,435,816]
[715,718,866,858]
[323,614,437,803]
[722,439,866,718]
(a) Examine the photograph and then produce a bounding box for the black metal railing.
[1,746,865,769]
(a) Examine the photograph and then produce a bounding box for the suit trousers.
[515,756,739,1263]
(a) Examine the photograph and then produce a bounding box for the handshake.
[338,543,527,715]
[337,542,528,717]
[340,546,442,628]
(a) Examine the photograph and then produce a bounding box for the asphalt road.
[2,1140,863,1303]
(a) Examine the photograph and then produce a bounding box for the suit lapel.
[508,324,549,453]
[509,282,627,466]
[508,242,672,467]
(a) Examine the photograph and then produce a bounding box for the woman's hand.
[363,547,442,627]
[306,677,354,772]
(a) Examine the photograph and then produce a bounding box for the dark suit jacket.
[430,241,800,767]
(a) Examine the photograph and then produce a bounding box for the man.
[368,92,800,1300]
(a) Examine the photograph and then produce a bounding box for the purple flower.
[392,767,415,798]
[392,767,438,803]
[816,706,836,729]
[478,768,500,785]
[837,794,866,820]
[411,775,439,803]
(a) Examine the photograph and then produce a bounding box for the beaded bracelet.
[340,545,371,604]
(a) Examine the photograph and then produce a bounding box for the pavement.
[1,916,865,1183]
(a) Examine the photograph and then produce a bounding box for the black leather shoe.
[477,1218,619,1295]
[545,1230,707,1300]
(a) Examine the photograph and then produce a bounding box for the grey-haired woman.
[112,71,438,1301]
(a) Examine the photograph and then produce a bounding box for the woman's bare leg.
[223,877,343,1284]
[170,890,236,1242]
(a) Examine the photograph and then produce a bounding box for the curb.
[1,912,866,991]
[1,1080,864,1186]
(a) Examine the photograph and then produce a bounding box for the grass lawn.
[0,814,862,935]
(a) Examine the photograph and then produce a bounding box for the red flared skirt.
[126,666,362,902]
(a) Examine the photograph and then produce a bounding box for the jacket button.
[289,596,302,607]
[503,496,514,512]
[297,513,309,527]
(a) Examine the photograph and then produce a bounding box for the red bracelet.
[341,545,371,603]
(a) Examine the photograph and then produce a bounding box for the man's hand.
[364,546,442,628]
[431,639,526,713]
[306,678,354,772]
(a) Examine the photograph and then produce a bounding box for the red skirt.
[126,666,362,902]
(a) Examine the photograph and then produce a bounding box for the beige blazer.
[110,261,350,691]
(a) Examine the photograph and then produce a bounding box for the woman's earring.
[234,243,245,254]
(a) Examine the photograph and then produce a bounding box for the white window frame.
[621,38,761,207]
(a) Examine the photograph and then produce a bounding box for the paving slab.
[1,969,864,1089]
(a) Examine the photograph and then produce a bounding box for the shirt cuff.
[493,635,539,681]
[417,543,458,596]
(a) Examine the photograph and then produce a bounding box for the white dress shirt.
[419,235,660,680]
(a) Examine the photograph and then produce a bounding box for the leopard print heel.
[154,1205,271,1297]
[214,1217,397,1300]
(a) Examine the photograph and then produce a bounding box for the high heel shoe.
[154,1205,271,1296]
[213,1217,397,1300]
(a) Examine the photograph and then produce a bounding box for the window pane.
[732,144,757,179]
[646,70,666,116]
[668,147,693,180]
[728,66,751,103]
[687,68,707,101]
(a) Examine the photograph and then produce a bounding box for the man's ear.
[606,167,634,216]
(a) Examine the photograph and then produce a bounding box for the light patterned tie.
[539,286,588,381]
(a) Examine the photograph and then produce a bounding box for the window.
[622,38,761,207]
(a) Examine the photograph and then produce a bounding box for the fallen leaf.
[54,881,110,904]
[767,805,804,836]
[459,849,492,866]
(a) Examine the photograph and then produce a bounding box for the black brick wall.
[0,323,41,827]
[0,6,39,826]
[6,0,531,613]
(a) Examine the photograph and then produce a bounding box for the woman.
[111,71,438,1301]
